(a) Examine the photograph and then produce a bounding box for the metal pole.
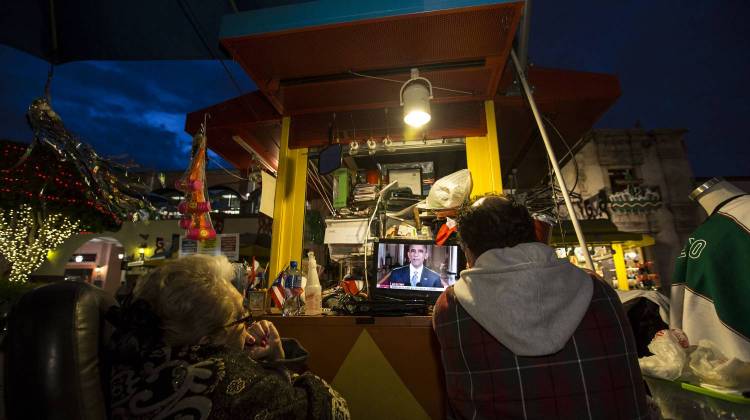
[517,0,532,71]
[509,49,595,270]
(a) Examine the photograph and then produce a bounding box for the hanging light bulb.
[400,68,433,128]
[367,137,377,155]
[349,140,360,155]
[383,135,395,153]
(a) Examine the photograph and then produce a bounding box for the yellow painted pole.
[466,100,502,196]
[612,243,629,291]
[269,117,308,282]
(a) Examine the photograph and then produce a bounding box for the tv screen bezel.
[368,238,464,304]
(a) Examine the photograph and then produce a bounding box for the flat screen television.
[369,239,465,303]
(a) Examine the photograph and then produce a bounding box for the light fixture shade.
[402,81,431,127]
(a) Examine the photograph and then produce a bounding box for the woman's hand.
[245,320,285,362]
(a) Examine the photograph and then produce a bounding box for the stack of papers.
[328,243,373,262]
[353,184,378,203]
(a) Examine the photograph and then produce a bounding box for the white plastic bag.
[639,329,690,380]
[419,169,473,210]
[689,339,750,390]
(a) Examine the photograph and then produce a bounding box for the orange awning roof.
[185,1,620,186]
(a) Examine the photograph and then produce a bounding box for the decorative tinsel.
[0,98,155,282]
[0,98,154,232]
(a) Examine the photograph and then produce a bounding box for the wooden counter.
[267,315,446,419]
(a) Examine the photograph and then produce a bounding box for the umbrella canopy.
[0,0,313,64]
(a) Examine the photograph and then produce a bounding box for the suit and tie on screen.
[381,244,443,288]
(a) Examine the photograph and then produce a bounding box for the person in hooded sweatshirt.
[432,195,649,420]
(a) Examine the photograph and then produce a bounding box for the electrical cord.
[347,70,474,95]
[209,157,254,181]
[542,115,579,193]
[177,0,280,150]
[362,195,384,298]
[521,114,583,220]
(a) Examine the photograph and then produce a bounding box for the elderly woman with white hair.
[108,254,349,419]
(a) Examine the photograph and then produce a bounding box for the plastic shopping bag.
[639,329,690,380]
[419,169,472,210]
[689,339,750,390]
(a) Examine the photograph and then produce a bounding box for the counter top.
[262,314,433,327]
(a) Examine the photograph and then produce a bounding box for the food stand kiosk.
[185,1,621,417]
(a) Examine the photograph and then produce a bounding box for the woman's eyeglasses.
[223,313,254,329]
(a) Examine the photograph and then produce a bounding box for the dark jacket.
[110,338,349,419]
[388,265,442,287]
[433,276,648,419]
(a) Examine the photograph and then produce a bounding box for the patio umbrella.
[0,0,312,64]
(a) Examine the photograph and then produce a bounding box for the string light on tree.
[0,204,80,282]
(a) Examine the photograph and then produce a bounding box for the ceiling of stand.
[186,0,621,187]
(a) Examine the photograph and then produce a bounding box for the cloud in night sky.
[0,1,748,176]
[0,45,255,170]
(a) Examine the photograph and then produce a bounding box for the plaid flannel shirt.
[433,275,649,420]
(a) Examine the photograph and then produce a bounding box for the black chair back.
[4,281,116,420]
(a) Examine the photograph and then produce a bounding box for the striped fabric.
[433,275,649,420]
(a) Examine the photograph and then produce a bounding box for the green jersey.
[671,194,750,361]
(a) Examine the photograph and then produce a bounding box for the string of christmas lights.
[0,204,80,282]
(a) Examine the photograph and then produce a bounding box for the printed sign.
[179,233,240,261]
[260,171,276,218]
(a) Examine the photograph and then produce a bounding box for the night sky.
[0,1,748,176]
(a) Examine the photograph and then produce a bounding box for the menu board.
[179,233,240,261]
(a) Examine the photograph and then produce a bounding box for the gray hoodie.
[453,242,593,356]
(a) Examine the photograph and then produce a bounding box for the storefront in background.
[551,219,657,290]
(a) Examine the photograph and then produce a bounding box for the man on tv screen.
[388,244,442,288]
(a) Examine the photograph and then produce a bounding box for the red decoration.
[175,126,216,241]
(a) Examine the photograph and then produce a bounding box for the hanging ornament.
[175,116,216,241]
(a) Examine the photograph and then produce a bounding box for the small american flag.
[269,267,286,308]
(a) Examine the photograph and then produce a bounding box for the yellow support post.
[269,117,307,282]
[612,243,629,291]
[466,100,502,196]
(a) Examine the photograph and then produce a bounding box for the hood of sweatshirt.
[453,242,593,356]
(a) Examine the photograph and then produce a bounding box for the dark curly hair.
[456,194,537,259]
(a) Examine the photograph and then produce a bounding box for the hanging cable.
[306,159,333,207]
[546,152,569,248]
[542,115,579,193]
[521,115,582,222]
[211,159,253,181]
[309,160,333,194]
[177,0,280,150]
[347,70,474,95]
[307,166,335,215]
[48,0,59,64]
